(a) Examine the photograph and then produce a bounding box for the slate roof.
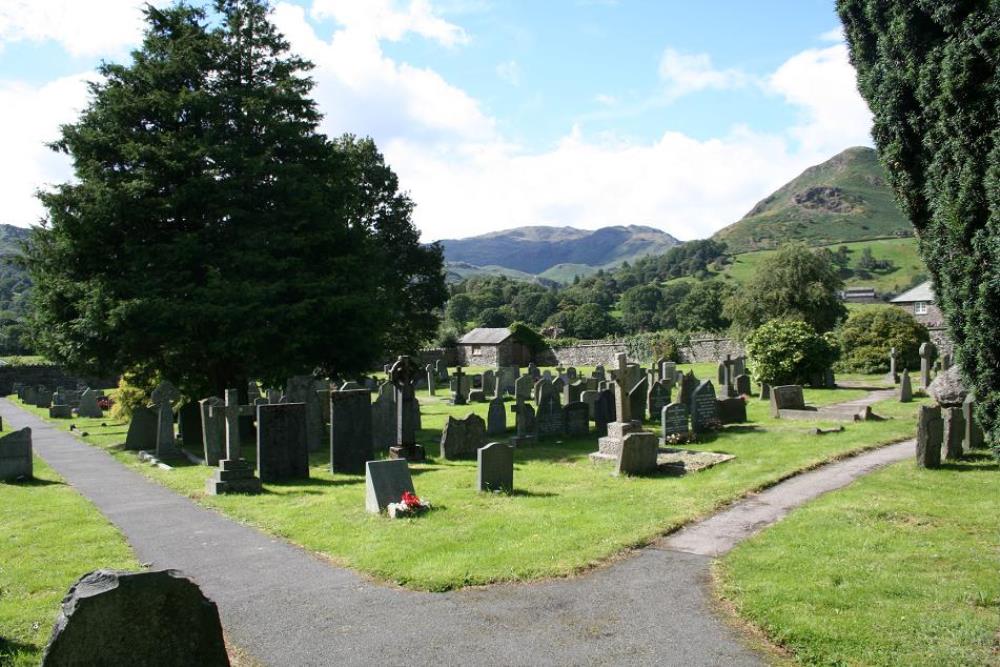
[458,328,513,345]
[891,280,935,304]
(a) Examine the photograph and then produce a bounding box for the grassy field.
[719,237,926,296]
[716,455,1000,666]
[11,371,926,592]
[0,459,140,666]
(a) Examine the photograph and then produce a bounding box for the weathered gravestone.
[330,389,373,475]
[365,459,415,513]
[593,364,606,381]
[482,370,497,398]
[477,442,514,493]
[49,403,72,419]
[536,391,563,438]
[580,389,599,420]
[628,377,647,423]
[468,388,486,403]
[899,369,913,402]
[199,397,225,466]
[124,405,157,451]
[440,414,486,460]
[41,570,229,667]
[646,380,671,418]
[552,377,566,394]
[678,372,697,413]
[77,389,102,418]
[563,380,585,406]
[388,356,424,461]
[734,374,751,397]
[594,388,614,437]
[915,405,943,468]
[660,403,688,441]
[510,401,536,445]
[371,383,396,452]
[486,396,507,436]
[928,366,968,406]
[425,364,436,396]
[151,381,182,460]
[759,383,771,401]
[527,362,540,380]
[256,403,309,483]
[563,401,589,436]
[717,397,747,424]
[919,341,935,388]
[770,385,806,418]
[514,374,533,401]
[35,386,51,409]
[886,347,900,384]
[0,428,31,481]
[690,380,720,433]
[451,367,468,406]
[616,431,659,476]
[963,394,985,450]
[498,366,519,395]
[205,390,261,495]
[286,375,325,453]
[533,377,554,406]
[177,401,203,451]
[943,407,965,460]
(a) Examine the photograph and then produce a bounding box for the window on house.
[914,302,928,315]
[471,345,482,356]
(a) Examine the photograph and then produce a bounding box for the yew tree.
[25,0,446,397]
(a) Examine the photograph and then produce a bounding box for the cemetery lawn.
[0,459,140,666]
[12,389,927,592]
[715,454,1000,666]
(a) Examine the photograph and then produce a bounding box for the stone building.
[891,281,944,327]
[456,328,529,367]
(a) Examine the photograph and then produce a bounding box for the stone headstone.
[365,459,415,514]
[440,413,486,460]
[498,366,519,395]
[533,377,554,406]
[552,377,566,394]
[563,380,585,406]
[594,388,614,437]
[678,372,697,413]
[759,383,771,401]
[389,356,424,461]
[734,374,751,397]
[690,380,719,433]
[371,384,396,452]
[899,369,913,402]
[151,381,181,460]
[35,386,51,409]
[451,367,468,406]
[514,374,533,401]
[919,341,936,388]
[915,405,943,468]
[717,397,747,424]
[425,364,436,396]
[928,366,968,406]
[285,375,325,453]
[177,401,203,450]
[49,404,72,419]
[615,431,658,476]
[770,385,806,418]
[580,389,599,420]
[942,407,965,460]
[477,442,514,493]
[660,403,688,440]
[486,396,507,436]
[124,405,157,451]
[482,370,497,398]
[199,397,225,466]
[77,389,103,418]
[536,391,563,438]
[887,347,900,384]
[527,362,540,380]
[468,389,486,403]
[593,364,606,381]
[0,427,32,481]
[330,389,373,475]
[646,380,671,418]
[511,401,536,441]
[563,401,589,437]
[41,570,229,666]
[256,403,309,483]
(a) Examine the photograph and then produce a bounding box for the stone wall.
[530,335,744,367]
[680,336,745,363]
[0,365,117,396]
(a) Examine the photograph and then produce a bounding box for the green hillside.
[713,147,912,253]
[718,238,927,297]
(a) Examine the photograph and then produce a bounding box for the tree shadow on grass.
[939,453,999,472]
[0,638,38,664]
[264,476,365,490]
[3,475,64,487]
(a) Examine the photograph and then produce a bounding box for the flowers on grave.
[662,431,695,446]
[386,491,431,518]
[97,396,114,410]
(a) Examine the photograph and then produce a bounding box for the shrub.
[836,306,929,374]
[110,373,156,422]
[509,321,547,353]
[624,330,688,364]
[745,319,840,386]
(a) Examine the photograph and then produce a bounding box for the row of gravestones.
[887,342,952,389]
[915,394,986,468]
[14,382,105,418]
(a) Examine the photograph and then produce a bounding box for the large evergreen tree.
[25,0,445,396]
[837,1,998,450]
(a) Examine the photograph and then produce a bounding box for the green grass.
[0,459,140,666]
[720,238,926,296]
[11,389,925,592]
[716,455,1000,666]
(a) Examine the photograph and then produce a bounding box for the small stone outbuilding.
[891,281,944,327]
[456,328,529,367]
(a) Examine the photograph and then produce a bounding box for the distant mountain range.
[712,146,911,253]
[440,225,681,282]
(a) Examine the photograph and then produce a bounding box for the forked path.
[2,390,909,667]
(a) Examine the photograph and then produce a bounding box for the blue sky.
[0,0,873,241]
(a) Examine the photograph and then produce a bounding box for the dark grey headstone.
[678,372,697,412]
[286,375,325,453]
[41,569,229,666]
[628,377,647,423]
[563,401,589,437]
[646,381,671,418]
[49,404,72,419]
[661,403,688,439]
[734,374,751,396]
[916,405,943,468]
[943,406,965,460]
[690,380,719,433]
[615,432,658,476]
[365,459,415,513]
[770,385,805,417]
[0,427,32,481]
[177,401,203,450]
[256,403,309,483]
[477,442,514,492]
[468,389,486,403]
[514,374,533,401]
[594,389,614,437]
[330,389,373,475]
[371,385,396,452]
[77,389,102,418]
[717,397,747,424]
[536,392,563,438]
[199,398,225,466]
[511,401,536,438]
[899,369,913,402]
[124,406,157,451]
[440,413,486,460]
[759,383,771,400]
[486,396,507,436]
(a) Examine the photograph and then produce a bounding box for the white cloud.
[309,0,468,47]
[0,73,92,225]
[0,0,151,57]
[658,48,748,99]
[820,26,845,42]
[768,43,873,156]
[495,60,520,86]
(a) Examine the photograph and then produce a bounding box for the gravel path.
[2,389,910,666]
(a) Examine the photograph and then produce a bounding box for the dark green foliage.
[618,284,665,332]
[615,239,728,285]
[836,306,929,374]
[509,321,546,353]
[725,242,846,336]
[568,303,616,339]
[623,330,688,364]
[25,1,445,397]
[674,280,734,333]
[838,0,999,452]
[745,319,840,387]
